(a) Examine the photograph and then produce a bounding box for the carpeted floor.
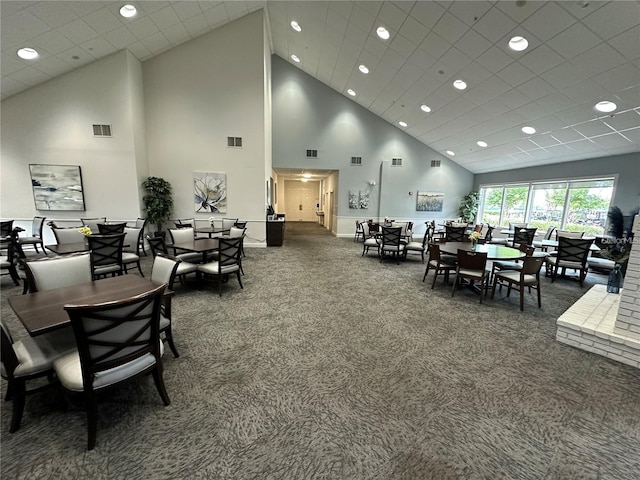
[1,225,639,479]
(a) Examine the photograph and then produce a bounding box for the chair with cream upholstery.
[545,237,593,287]
[491,255,545,311]
[150,254,181,357]
[354,220,364,242]
[361,222,380,257]
[533,225,556,251]
[146,235,197,287]
[174,218,195,229]
[197,237,243,297]
[52,226,85,245]
[54,283,169,450]
[379,226,405,264]
[555,230,584,240]
[22,252,92,293]
[221,218,238,232]
[168,228,202,263]
[422,243,456,289]
[451,249,489,303]
[404,230,429,263]
[80,218,106,235]
[1,320,77,432]
[122,227,144,276]
[18,216,46,254]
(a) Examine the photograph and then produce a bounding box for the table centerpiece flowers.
[468,231,481,249]
[78,226,92,246]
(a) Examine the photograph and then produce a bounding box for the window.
[478,177,614,236]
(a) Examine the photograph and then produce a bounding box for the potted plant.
[142,176,174,238]
[458,191,479,224]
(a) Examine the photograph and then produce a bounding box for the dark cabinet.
[267,219,285,246]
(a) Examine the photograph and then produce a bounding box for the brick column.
[614,235,640,340]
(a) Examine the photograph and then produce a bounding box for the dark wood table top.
[46,242,88,254]
[194,227,227,238]
[8,275,158,336]
[438,241,526,260]
[172,237,220,263]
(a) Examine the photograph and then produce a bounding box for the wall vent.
[92,124,112,137]
[227,137,243,147]
[306,149,318,158]
[431,160,441,167]
[391,157,403,167]
[350,156,362,166]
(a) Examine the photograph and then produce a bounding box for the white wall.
[271,55,474,237]
[1,50,143,241]
[142,10,269,245]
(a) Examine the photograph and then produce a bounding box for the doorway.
[284,180,319,222]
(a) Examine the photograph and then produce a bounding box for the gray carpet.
[2,223,639,479]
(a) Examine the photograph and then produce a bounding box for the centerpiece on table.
[468,231,481,249]
[78,226,92,246]
[209,217,215,228]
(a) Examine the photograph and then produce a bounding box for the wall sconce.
[408,191,413,196]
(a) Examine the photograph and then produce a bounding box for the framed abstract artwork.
[194,171,227,213]
[29,164,85,211]
[416,191,444,212]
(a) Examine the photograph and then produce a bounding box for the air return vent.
[351,156,362,166]
[391,157,403,167]
[92,124,112,137]
[227,137,242,147]
[431,160,441,167]
[306,149,318,158]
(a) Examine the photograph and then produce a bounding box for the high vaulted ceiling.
[2,1,639,174]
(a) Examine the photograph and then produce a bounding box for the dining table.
[194,227,228,238]
[438,241,526,260]
[8,275,163,337]
[171,237,219,264]
[46,240,130,255]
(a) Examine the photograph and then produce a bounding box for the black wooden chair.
[97,222,126,234]
[451,249,489,303]
[146,235,197,287]
[54,283,170,450]
[445,225,467,242]
[545,237,594,286]
[18,216,46,254]
[197,237,243,296]
[491,255,545,311]
[423,242,457,289]
[87,233,125,279]
[379,226,405,264]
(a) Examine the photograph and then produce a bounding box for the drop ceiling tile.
[83,8,122,35]
[455,28,492,60]
[203,4,229,28]
[496,1,546,24]
[602,110,640,132]
[458,61,492,86]
[127,16,161,41]
[223,1,249,21]
[408,48,437,72]
[149,6,182,30]
[608,26,640,61]
[541,62,585,89]
[448,0,493,27]
[432,11,469,45]
[183,13,210,38]
[2,9,51,47]
[529,134,561,148]
[103,26,138,50]
[125,41,153,61]
[419,31,451,59]
[496,61,536,88]
[57,18,99,44]
[1,75,29,97]
[573,119,615,138]
[571,42,627,76]
[471,76,512,104]
[58,46,95,66]
[389,33,417,58]
[162,22,191,46]
[499,89,531,109]
[561,79,609,104]
[31,30,75,55]
[399,15,428,46]
[592,63,640,94]
[535,92,576,115]
[409,1,446,30]
[619,127,640,144]
[520,45,565,75]
[475,46,514,73]
[590,132,633,149]
[33,56,73,77]
[326,10,349,37]
[522,2,576,41]
[550,127,586,144]
[9,65,51,87]
[27,2,79,29]
[472,8,517,43]
[0,55,27,76]
[517,76,557,101]
[547,22,603,59]
[377,2,408,32]
[81,36,118,58]
[582,1,640,41]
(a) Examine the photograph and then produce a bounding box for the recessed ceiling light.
[290,20,301,32]
[521,126,536,134]
[399,121,408,127]
[119,4,137,18]
[508,36,529,52]
[420,104,431,113]
[17,47,39,60]
[446,150,455,156]
[303,173,312,178]
[477,141,488,147]
[376,26,390,40]
[347,89,356,96]
[358,64,369,74]
[290,54,300,63]
[301,178,309,183]
[453,79,467,90]
[595,100,617,113]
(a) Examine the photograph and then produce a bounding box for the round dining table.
[438,241,525,260]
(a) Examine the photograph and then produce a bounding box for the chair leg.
[152,366,171,406]
[164,328,180,358]
[537,283,542,308]
[236,271,243,290]
[10,379,26,433]
[451,275,458,297]
[519,286,524,311]
[86,392,98,450]
[136,262,144,277]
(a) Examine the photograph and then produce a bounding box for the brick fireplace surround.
[556,232,639,369]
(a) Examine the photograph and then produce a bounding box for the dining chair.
[353,220,364,242]
[80,217,106,235]
[197,237,243,296]
[404,230,429,263]
[422,243,457,289]
[54,283,170,450]
[555,230,584,240]
[229,226,247,272]
[379,226,405,264]
[121,227,144,276]
[146,235,198,286]
[545,237,594,286]
[87,233,126,279]
[168,228,202,263]
[451,249,489,303]
[97,222,126,234]
[1,220,14,238]
[1,320,77,433]
[150,254,181,357]
[361,222,380,257]
[533,226,556,251]
[174,218,195,229]
[22,252,92,293]
[509,227,537,247]
[18,216,46,254]
[52,226,85,244]
[1,228,27,288]
[444,225,466,242]
[221,218,238,232]
[491,255,545,311]
[490,243,534,284]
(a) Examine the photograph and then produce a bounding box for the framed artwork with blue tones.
[29,164,85,211]
[194,171,227,213]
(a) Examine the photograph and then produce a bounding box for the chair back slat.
[521,255,545,275]
[0,220,14,237]
[456,249,487,270]
[513,227,537,246]
[557,237,593,264]
[556,230,584,240]
[88,233,125,268]
[98,223,126,234]
[445,225,466,242]
[146,235,168,257]
[381,226,402,246]
[217,237,242,267]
